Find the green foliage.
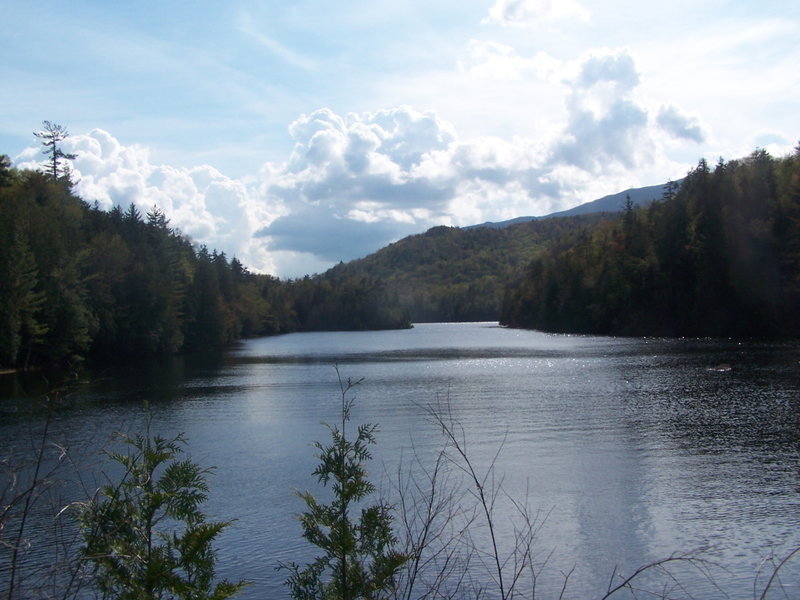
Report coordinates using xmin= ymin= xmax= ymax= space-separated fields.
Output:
xmin=79 ymin=431 xmax=246 ymax=600
xmin=0 ymin=170 xmax=92 ymax=367
xmin=283 ymin=369 xmax=407 ymax=600
xmin=0 ymin=228 xmax=47 ymax=367
xmin=285 ymin=275 xmax=410 ymax=332
xmin=15 ymin=134 xmax=798 ymax=367
xmin=501 ymin=146 xmax=800 ymax=337
xmin=0 ymin=153 xmax=410 ymax=369
xmin=0 ymin=154 xmax=14 ymax=187
xmin=328 ymin=215 xmax=612 ymax=323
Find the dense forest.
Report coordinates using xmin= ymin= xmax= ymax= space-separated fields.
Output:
xmin=0 ymin=156 xmax=408 ymax=370
xmin=327 ymin=213 xmax=614 ymax=322
xmin=501 ymin=147 xmax=800 ymax=337
xmin=4 ymin=131 xmax=799 ymax=370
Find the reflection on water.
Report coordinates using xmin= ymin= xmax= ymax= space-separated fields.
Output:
xmin=2 ymin=323 xmax=799 ymax=599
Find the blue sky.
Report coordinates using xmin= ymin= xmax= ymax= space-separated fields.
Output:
xmin=2 ymin=0 xmax=798 ymax=277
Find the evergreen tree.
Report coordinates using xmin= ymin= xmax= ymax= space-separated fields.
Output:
xmin=0 ymin=154 xmax=14 ymax=187
xmin=501 ymin=148 xmax=800 ymax=337
xmin=283 ymin=369 xmax=407 ymax=600
xmin=184 ymin=246 xmax=226 ymax=351
xmin=79 ymin=431 xmax=247 ymax=600
xmin=33 ymin=120 xmax=77 ymax=183
xmin=37 ymin=250 xmax=92 ymax=365
xmin=0 ymin=229 xmax=48 ymax=367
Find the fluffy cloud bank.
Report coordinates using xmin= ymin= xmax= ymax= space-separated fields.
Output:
xmin=255 ymin=105 xmax=566 ymax=268
xmin=14 ymin=49 xmax=705 ymax=277
xmin=254 ymin=50 xmax=703 ymax=271
xmin=16 ymin=128 xmax=282 ymax=274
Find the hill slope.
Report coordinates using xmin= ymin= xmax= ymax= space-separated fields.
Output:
xmin=327 ymin=213 xmax=611 ymax=322
xmin=326 ymin=181 xmax=673 ymax=322
xmin=502 ymin=150 xmax=800 ymax=337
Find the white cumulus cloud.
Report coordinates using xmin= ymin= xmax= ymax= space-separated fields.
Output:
xmin=12 ymin=48 xmax=705 ymax=279
xmin=254 ymin=105 xmax=570 ymax=268
xmin=15 ymin=128 xmax=281 ymax=274
xmin=552 ymin=49 xmax=656 ymax=173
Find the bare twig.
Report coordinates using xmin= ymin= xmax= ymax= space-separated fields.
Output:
xmin=756 ymin=546 xmax=800 ymax=600
xmin=599 ymin=550 xmax=720 ymax=600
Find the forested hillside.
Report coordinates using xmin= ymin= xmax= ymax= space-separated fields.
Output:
xmin=0 ymin=158 xmax=408 ymax=370
xmin=501 ymin=147 xmax=800 ymax=337
xmin=4 ymin=140 xmax=797 ymax=370
xmin=326 ymin=213 xmax=612 ymax=322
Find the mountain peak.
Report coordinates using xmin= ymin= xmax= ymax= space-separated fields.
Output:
xmin=467 ymin=181 xmax=676 ymax=230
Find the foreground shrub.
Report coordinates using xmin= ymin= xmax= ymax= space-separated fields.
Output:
xmin=282 ymin=367 xmax=407 ymax=600
xmin=78 ymin=430 xmax=246 ymax=600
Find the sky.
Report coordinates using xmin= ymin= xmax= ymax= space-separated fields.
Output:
xmin=2 ymin=0 xmax=798 ymax=278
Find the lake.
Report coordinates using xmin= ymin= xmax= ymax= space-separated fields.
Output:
xmin=2 ymin=322 xmax=799 ymax=598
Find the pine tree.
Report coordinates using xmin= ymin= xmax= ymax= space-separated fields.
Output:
xmin=33 ymin=121 xmax=77 ymax=183
xmin=0 ymin=229 xmax=48 ymax=367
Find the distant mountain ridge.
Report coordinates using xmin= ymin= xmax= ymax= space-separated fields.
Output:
xmin=468 ymin=181 xmax=675 ymax=229
xmin=326 ymin=179 xmax=680 ymax=323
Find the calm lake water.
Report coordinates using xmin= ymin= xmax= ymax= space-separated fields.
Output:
xmin=2 ymin=322 xmax=799 ymax=598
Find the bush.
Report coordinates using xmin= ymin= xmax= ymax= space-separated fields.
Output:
xmin=78 ymin=430 xmax=247 ymax=600
xmin=282 ymin=367 xmax=407 ymax=600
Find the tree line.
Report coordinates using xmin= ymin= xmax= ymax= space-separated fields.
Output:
xmin=4 ymin=127 xmax=798 ymax=371
xmin=0 ymin=156 xmax=409 ymax=370
xmin=501 ymin=146 xmax=800 ymax=336
xmin=329 ymin=214 xmax=613 ymax=323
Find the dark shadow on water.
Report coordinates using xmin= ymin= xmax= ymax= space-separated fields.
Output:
xmin=0 ymin=351 xmax=231 ymax=411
